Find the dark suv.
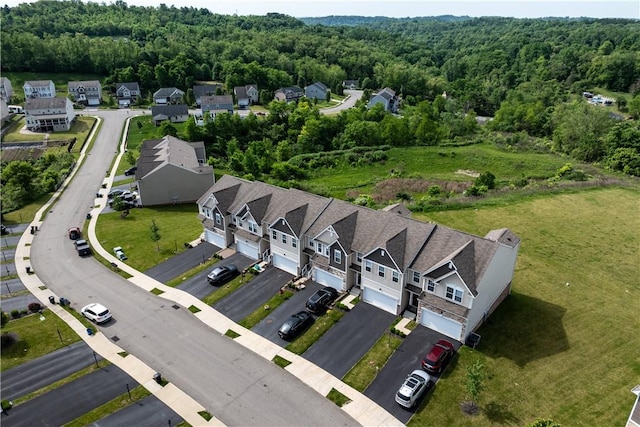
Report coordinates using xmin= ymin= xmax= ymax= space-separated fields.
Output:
xmin=207 ymin=264 xmax=239 ymax=285
xmin=305 ymin=287 xmax=339 ymax=314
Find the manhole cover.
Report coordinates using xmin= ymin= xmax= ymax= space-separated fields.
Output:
xmin=265 ymin=318 xmax=273 ymax=324
xmin=111 ymin=336 xmax=120 ymax=342
xmin=172 ymin=304 xmax=180 ymax=310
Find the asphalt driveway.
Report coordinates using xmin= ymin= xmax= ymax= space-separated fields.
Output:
xmin=176 ymin=253 xmax=252 ymax=299
xmin=214 ymin=265 xmax=293 ymax=322
xmin=92 ymin=395 xmax=182 ymax=427
xmin=251 ymin=281 xmax=323 ymax=346
xmin=364 ymin=325 xmax=461 ymax=423
xmin=3 ymin=365 xmax=138 ymax=427
xmin=303 ymin=301 xmax=396 ymax=378
xmin=1 ymin=341 xmax=101 ymax=400
xmin=144 ymin=241 xmax=219 ymax=283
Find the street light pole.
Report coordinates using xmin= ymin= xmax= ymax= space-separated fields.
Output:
xmin=126 ymin=383 xmax=131 ymax=400
xmin=93 ymin=351 xmax=99 ymax=368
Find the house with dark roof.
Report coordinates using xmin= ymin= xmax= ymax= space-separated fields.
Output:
xmin=368 ymin=87 xmax=399 ymax=113
xmin=201 ymin=95 xmax=234 ymax=118
xmin=234 ymin=84 xmax=259 ymax=109
xmin=25 ymin=97 xmax=76 ymax=132
xmin=68 ymin=80 xmax=102 ymax=106
xmin=342 ymin=79 xmax=359 ymax=90
xmin=197 ymin=175 xmax=520 ymax=342
xmin=134 ymin=135 xmax=214 ymax=206
xmin=115 ymin=82 xmax=141 ymax=107
xmin=151 ymin=104 xmax=189 ymax=126
xmin=274 ymin=86 xmax=304 ymax=103
xmin=304 ymin=82 xmax=330 ymax=101
xmin=153 ymin=87 xmax=185 ymax=105
xmin=23 ymin=80 xmax=56 ymax=99
xmin=193 ymin=84 xmax=223 ymax=107
xmin=628 ymin=385 xmax=640 ymax=427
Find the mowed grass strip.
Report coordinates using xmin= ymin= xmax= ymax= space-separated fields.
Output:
xmin=95 ymin=204 xmax=203 ymax=272
xmin=238 ymin=290 xmax=294 ymax=329
xmin=1 ymin=311 xmax=81 ymax=371
xmin=63 ymin=385 xmax=151 ymax=427
xmin=286 ymin=309 xmax=344 ymax=355
xmin=406 ymin=187 xmax=640 ymax=427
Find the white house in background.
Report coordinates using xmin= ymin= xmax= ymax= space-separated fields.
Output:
xmin=368 ymin=87 xmax=399 ymax=113
xmin=134 ymin=135 xmax=214 ymax=207
xmin=153 ymin=87 xmax=185 ymax=105
xmin=115 ymin=82 xmax=141 ymax=108
xmin=68 ymin=80 xmax=102 ymax=106
xmin=23 ymin=80 xmax=56 ymax=99
xmin=234 ymin=84 xmax=259 ymax=109
xmin=197 ymin=175 xmax=520 ymax=343
xmin=25 ymin=97 xmax=76 ymax=132
xmin=0 ymin=98 xmax=9 ymax=123
xmin=150 ymin=104 xmax=189 ymax=126
xmin=304 ymin=82 xmax=330 ymax=100
xmin=0 ymin=77 xmax=14 ymax=100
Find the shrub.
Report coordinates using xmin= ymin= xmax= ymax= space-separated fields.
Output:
xmin=1 ymin=332 xmax=19 ymax=347
xmin=1 ymin=400 xmax=12 ymax=411
xmin=28 ymin=302 xmax=42 ymax=312
xmin=10 ymin=309 xmax=20 ymax=319
xmin=0 ymin=311 xmax=7 ymax=327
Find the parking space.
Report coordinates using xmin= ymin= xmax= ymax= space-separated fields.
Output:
xmin=303 ymin=301 xmax=396 ymax=378
xmin=363 ymin=325 xmax=461 ymax=423
xmin=176 ymin=253 xmax=252 ymax=299
xmin=214 ymin=266 xmax=293 ymax=322
xmin=251 ymin=281 xmax=323 ymax=346
xmin=144 ymin=242 xmax=219 ymax=283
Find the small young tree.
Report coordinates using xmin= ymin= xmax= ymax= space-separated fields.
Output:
xmin=150 ymin=219 xmax=161 ymax=251
xmin=527 ymin=419 xmax=561 ymax=427
xmin=462 ymin=359 xmax=485 ymax=415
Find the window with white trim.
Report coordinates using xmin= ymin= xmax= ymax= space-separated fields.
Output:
xmin=214 ymin=212 xmax=221 ymax=224
xmin=272 ymin=230 xmax=277 ymax=240
xmin=282 ymin=234 xmax=287 ymax=244
xmin=309 ymin=240 xmax=314 ymax=249
xmin=248 ymin=222 xmax=257 ymax=233
xmin=334 ymin=249 xmax=341 ymax=264
xmin=316 ymin=242 xmax=323 ymax=255
xmin=413 ymin=271 xmax=420 ymax=283
xmin=392 ymin=270 xmax=399 ymax=283
xmin=445 ymin=286 xmax=464 ymax=303
xmin=427 ymin=279 xmax=436 ymax=292
xmin=365 ymin=259 xmax=372 ymax=272
xmin=356 ymin=252 xmax=362 ymax=263
xmin=378 ymin=265 xmax=385 ymax=277
xmin=292 ymin=238 xmax=297 ymax=248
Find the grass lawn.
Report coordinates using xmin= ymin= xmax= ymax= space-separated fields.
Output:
xmin=403 ymin=187 xmax=640 ymax=427
xmin=1 ymin=310 xmax=81 ymax=371
xmin=303 ymin=142 xmax=575 ymax=200
xmin=1 ymin=116 xmax=96 ymax=146
xmin=94 ymin=204 xmax=203 ymax=272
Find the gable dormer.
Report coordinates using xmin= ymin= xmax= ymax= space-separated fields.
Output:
xmin=423 ymin=240 xmax=477 ymax=299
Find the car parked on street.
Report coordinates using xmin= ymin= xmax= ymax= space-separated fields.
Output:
xmin=74 ymin=239 xmax=92 ymax=256
xmin=395 ymin=369 xmax=431 ymax=409
xmin=207 ymin=264 xmax=239 ymax=285
xmin=81 ymin=303 xmax=112 ymax=323
xmin=305 ymin=286 xmax=339 ymax=314
xmin=124 ymin=166 xmax=137 ymax=176
xmin=278 ymin=311 xmax=314 ymax=340
xmin=68 ymin=227 xmax=81 ymax=240
xmin=421 ymin=339 xmax=455 ymax=373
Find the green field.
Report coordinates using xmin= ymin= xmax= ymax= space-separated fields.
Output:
xmin=405 ymin=187 xmax=639 ymax=426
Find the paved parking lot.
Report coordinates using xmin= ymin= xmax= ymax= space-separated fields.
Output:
xmin=302 ymin=301 xmax=396 ymax=378
xmin=214 ymin=266 xmax=293 ymax=322
xmin=251 ymin=281 xmax=323 ymax=346
xmin=364 ymin=325 xmax=461 ymax=423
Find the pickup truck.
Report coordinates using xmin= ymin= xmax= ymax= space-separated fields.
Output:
xmin=74 ymin=239 xmax=92 ymax=256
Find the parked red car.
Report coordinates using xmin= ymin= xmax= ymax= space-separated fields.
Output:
xmin=421 ymin=339 xmax=455 ymax=373
xmin=68 ymin=227 xmax=81 ymax=240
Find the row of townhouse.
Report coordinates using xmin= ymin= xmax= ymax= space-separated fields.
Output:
xmin=197 ymin=175 xmax=520 ymax=343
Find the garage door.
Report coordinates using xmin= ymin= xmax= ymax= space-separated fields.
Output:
xmin=313 ymin=268 xmax=343 ymax=290
xmin=420 ymin=309 xmax=463 ymax=342
xmin=362 ymin=287 xmax=398 ymax=314
xmin=236 ymin=239 xmax=259 ymax=260
xmin=205 ymin=229 xmax=225 ymax=249
xmin=272 ymin=254 xmax=298 ymax=275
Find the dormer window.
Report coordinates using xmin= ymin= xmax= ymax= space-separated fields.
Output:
xmin=214 ymin=212 xmax=221 ymax=224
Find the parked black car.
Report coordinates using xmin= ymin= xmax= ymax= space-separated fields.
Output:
xmin=278 ymin=311 xmax=314 ymax=340
xmin=305 ymin=286 xmax=339 ymax=314
xmin=124 ymin=166 xmax=137 ymax=176
xmin=207 ymin=264 xmax=239 ymax=285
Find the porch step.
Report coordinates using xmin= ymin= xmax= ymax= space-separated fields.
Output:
xmin=349 ymin=287 xmax=361 ymax=297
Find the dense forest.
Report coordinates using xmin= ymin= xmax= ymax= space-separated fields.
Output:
xmin=1 ymin=1 xmax=639 ymax=212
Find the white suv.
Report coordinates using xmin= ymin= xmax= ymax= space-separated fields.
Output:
xmin=395 ymin=369 xmax=431 ymax=409
xmin=81 ymin=303 xmax=112 ymax=324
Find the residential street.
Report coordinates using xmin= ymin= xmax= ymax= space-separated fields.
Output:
xmin=27 ymin=109 xmax=359 ymax=426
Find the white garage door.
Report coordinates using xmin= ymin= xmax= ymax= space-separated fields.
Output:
xmin=362 ymin=287 xmax=398 ymax=314
xmin=313 ymin=268 xmax=343 ymax=290
xmin=205 ymin=229 xmax=225 ymax=249
xmin=88 ymin=98 xmax=100 ymax=106
xmin=420 ymin=309 xmax=463 ymax=342
xmin=236 ymin=239 xmax=259 ymax=259
xmin=272 ymin=254 xmax=298 ymax=275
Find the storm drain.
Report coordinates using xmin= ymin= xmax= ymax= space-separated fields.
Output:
xmin=172 ymin=304 xmax=180 ymax=309
xmin=111 ymin=336 xmax=120 ymax=342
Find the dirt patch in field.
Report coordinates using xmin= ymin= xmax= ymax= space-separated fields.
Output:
xmin=456 ymin=169 xmax=480 ymax=178
xmin=347 ymin=178 xmax=471 ymax=203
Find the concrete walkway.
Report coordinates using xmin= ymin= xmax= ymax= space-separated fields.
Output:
xmin=13 ymin=116 xmax=403 ymax=427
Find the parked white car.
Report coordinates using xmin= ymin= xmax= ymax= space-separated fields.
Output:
xmin=395 ymin=369 xmax=431 ymax=409
xmin=81 ymin=303 xmax=112 ymax=324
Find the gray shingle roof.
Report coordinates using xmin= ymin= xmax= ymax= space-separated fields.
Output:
xmin=136 ymin=135 xmax=206 ymax=179
xmin=25 ymin=97 xmax=68 ymax=109
xmin=151 ymin=104 xmax=188 ymax=118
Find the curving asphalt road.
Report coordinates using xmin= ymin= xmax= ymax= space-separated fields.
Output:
xmin=321 ymin=90 xmax=364 ymax=115
xmin=29 ymin=110 xmax=358 ymax=426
